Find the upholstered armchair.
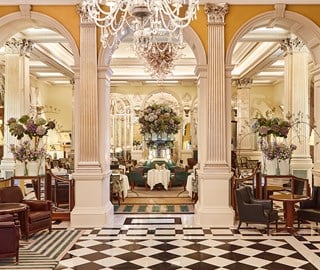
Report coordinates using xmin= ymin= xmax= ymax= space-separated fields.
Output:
xmin=0 ymin=186 xmax=52 ymax=240
xmin=0 ymin=214 xmax=20 ymax=263
xmin=235 ymin=186 xmax=278 ymax=235
xmin=128 ymin=169 xmax=147 ymax=190
xmin=170 ymin=168 xmax=188 ymax=190
xmin=0 ymin=221 xmax=20 ymax=263
xmin=297 ymin=186 xmax=320 ymax=228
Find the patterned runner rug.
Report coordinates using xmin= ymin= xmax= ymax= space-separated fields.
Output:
xmin=114 ymin=203 xmax=194 ymax=214
xmin=0 ymin=229 xmax=82 ymax=269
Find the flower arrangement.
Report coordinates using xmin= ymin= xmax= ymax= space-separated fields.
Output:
xmin=252 ymin=110 xmax=292 ymax=138
xmin=10 ymin=141 xmax=46 ymax=162
xmin=7 ymin=114 xmax=55 ymax=140
xmin=261 ymin=140 xmax=297 ymax=161
xmin=138 ymin=104 xmax=181 ymax=135
xmin=7 ymin=114 xmax=56 ymax=164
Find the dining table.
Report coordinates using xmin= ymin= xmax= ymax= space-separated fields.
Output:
xmin=147 ymin=169 xmax=171 ymax=190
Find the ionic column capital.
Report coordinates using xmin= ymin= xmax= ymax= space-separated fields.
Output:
xmin=205 ymin=3 xmax=229 ymax=25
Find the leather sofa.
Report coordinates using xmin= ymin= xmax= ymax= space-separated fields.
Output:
xmin=0 ymin=186 xmax=52 ymax=240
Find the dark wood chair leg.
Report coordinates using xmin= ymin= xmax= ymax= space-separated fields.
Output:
xmin=237 ymin=221 xmax=242 ymax=231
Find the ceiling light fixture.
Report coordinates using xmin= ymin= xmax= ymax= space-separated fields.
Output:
xmin=139 ymin=42 xmax=181 ymax=80
xmin=80 ymin=0 xmax=199 ymax=48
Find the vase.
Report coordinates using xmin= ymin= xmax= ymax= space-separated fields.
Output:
xmin=15 ymin=161 xmax=27 ymax=176
xmin=27 ymin=161 xmax=40 ymax=176
xmin=151 ymin=132 xmax=157 ymax=141
xmin=279 ymin=159 xmax=290 ymax=175
xmin=265 ymin=158 xmax=277 ymax=175
xmin=275 ymin=160 xmax=280 ymax=175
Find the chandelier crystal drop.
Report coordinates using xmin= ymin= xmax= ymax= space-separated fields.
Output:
xmin=140 ymin=42 xmax=181 ymax=81
xmin=80 ymin=0 xmax=199 ymax=48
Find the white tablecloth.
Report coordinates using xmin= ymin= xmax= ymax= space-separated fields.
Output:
xmin=112 ymin=174 xmax=130 ymax=198
xmin=186 ymin=174 xmax=194 ymax=198
xmin=121 ymin=174 xmax=130 ymax=198
xmin=147 ymin=169 xmax=171 ymax=190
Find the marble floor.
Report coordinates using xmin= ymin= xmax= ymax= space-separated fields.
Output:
xmin=54 ymin=214 xmax=320 ymax=270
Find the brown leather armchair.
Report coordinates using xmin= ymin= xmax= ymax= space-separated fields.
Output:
xmin=0 ymin=215 xmax=20 ymax=263
xmin=0 ymin=186 xmax=52 ymax=240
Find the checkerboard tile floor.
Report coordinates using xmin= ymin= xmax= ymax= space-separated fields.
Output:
xmin=55 ymin=216 xmax=320 ymax=270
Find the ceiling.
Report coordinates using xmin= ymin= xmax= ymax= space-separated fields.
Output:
xmin=0 ymin=26 xmax=307 ymax=87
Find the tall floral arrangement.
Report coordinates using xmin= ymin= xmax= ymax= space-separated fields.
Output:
xmin=7 ymin=114 xmax=56 ymax=163
xmin=138 ymin=104 xmax=181 ymax=135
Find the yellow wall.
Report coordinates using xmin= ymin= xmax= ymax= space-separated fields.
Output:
xmin=32 ymin=6 xmax=80 ymax=49
xmin=39 ymin=83 xmax=73 ymax=132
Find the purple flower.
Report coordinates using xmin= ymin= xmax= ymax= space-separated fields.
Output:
xmin=258 ymin=126 xmax=269 ymax=136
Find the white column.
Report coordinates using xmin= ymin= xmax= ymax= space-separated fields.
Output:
xmin=71 ymin=10 xmax=112 ymax=227
xmin=194 ymin=3 xmax=234 ymax=227
xmin=235 ymin=78 xmax=253 ymax=150
xmin=311 ymin=66 xmax=320 ymax=185
xmin=0 ymin=38 xmax=32 ymax=178
xmin=282 ymin=37 xmax=313 ymax=182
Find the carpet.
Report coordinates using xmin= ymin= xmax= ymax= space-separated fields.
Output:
xmin=115 ymin=186 xmax=194 ymax=214
xmin=114 ymin=203 xmax=194 ymax=214
xmin=128 ymin=186 xmax=190 ymax=198
xmin=0 ymin=229 xmax=82 ymax=270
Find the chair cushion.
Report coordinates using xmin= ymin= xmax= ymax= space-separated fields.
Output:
xmin=28 ymin=211 xmax=51 ymax=223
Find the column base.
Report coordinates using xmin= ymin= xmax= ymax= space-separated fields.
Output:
xmin=194 ymin=204 xmax=235 ymax=227
xmin=70 ymin=171 xmax=112 ymax=227
xmin=194 ymin=167 xmax=235 ymax=227
xmin=70 ymin=203 xmax=114 ymax=227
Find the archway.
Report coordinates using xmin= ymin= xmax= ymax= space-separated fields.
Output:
xmin=98 ymin=24 xmax=206 ymax=212
xmin=0 ymin=6 xmax=79 ymax=217
xmin=226 ymin=5 xmax=320 ymax=183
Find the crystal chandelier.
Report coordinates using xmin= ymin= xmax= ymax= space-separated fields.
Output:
xmin=80 ymin=0 xmax=199 ymax=48
xmin=138 ymin=41 xmax=181 ymax=81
